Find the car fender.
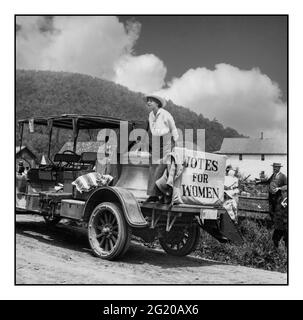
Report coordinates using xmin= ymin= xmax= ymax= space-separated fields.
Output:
xmin=82 ymin=186 xmax=148 ymax=228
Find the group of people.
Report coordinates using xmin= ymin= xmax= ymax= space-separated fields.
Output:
xmin=224 ymin=162 xmax=288 ymax=249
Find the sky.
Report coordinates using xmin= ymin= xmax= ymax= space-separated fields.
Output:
xmin=16 ymin=15 xmax=287 ymax=140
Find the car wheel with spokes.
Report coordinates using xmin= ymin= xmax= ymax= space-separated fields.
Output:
xmin=159 ymin=223 xmax=201 ymax=256
xmin=88 ymin=202 xmax=131 ymax=260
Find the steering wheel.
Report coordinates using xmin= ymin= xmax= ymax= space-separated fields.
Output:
xmin=62 ymin=149 xmax=79 ymax=168
xmin=62 ymin=149 xmax=78 ymax=155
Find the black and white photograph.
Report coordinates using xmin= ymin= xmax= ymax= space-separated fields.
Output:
xmin=14 ymin=15 xmax=289 ymax=287
xmin=1 ymin=0 xmax=302 ymax=304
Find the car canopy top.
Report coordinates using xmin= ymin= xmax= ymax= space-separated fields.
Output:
xmin=18 ymin=114 xmax=146 ymax=156
xmin=17 ymin=114 xmax=140 ymax=130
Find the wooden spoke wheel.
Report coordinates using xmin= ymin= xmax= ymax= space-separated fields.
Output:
xmin=88 ymin=202 xmax=131 ymax=260
xmin=159 ymin=224 xmax=201 ymax=257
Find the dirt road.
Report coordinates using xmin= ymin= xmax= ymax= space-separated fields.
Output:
xmin=16 ymin=214 xmax=287 ymax=285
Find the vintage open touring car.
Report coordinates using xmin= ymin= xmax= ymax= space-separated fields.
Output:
xmin=16 ymin=114 xmax=243 ymax=260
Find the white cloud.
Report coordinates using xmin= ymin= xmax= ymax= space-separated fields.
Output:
xmin=16 ymin=16 xmax=54 ymax=70
xmin=156 ymin=63 xmax=287 ymax=140
xmin=113 ymin=54 xmax=167 ymax=93
xmin=16 ymin=16 xmax=141 ymax=80
xmin=16 ymin=16 xmax=166 ymax=92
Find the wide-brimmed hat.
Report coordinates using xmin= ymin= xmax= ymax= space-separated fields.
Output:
xmin=146 ymin=94 xmax=167 ymax=108
xmin=271 ymin=162 xmax=283 ymax=167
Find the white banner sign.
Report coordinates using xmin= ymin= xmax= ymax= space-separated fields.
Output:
xmin=173 ymin=148 xmax=226 ymax=205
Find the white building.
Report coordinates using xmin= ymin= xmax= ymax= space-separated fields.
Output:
xmin=216 ymin=136 xmax=287 ymax=179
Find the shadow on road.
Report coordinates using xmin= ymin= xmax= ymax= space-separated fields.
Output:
xmin=16 ymin=219 xmax=91 ymax=254
xmin=122 ymin=244 xmax=224 ymax=269
xmin=16 ymin=215 xmax=224 ymax=269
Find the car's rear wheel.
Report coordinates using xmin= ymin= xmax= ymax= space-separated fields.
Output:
xmin=159 ymin=223 xmax=201 ymax=256
xmin=88 ymin=202 xmax=131 ymax=260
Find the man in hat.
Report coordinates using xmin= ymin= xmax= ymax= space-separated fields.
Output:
xmin=257 ymin=162 xmax=287 ymax=247
xmin=145 ymin=94 xmax=179 ymax=202
xmin=258 ymin=163 xmax=287 ymax=213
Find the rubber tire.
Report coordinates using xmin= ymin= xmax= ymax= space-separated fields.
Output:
xmin=159 ymin=224 xmax=201 ymax=257
xmin=88 ymin=202 xmax=131 ymax=260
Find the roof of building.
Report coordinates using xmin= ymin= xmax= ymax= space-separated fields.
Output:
xmin=16 ymin=146 xmax=26 ymax=154
xmin=16 ymin=145 xmax=37 ymax=158
xmin=216 ymin=138 xmax=287 ymax=155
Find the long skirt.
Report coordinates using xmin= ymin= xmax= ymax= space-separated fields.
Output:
xmin=147 ymin=133 xmax=174 ymax=196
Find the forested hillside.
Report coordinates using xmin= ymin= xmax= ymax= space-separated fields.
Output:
xmin=16 ymin=70 xmax=244 ymax=160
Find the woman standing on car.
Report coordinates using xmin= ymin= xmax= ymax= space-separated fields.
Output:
xmin=145 ymin=94 xmax=179 ymax=202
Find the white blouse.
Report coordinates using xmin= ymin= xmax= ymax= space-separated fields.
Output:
xmin=148 ymin=108 xmax=179 ymax=141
